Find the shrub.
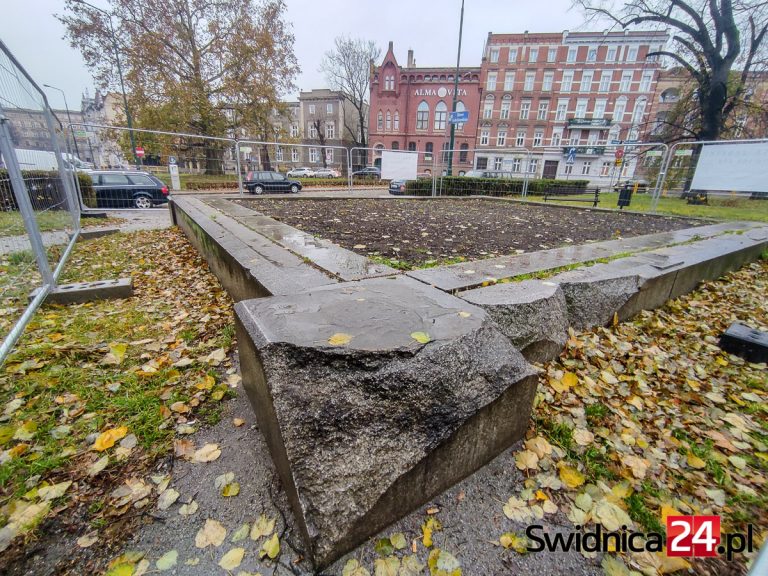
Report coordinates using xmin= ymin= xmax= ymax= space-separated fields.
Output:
xmin=0 ymin=169 xmax=91 ymax=211
xmin=404 ymin=176 xmax=589 ymax=196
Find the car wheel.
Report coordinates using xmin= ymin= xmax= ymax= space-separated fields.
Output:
xmin=290 ymin=184 xmax=299 ymax=193
xmin=254 ymin=185 xmax=264 ymax=195
xmin=134 ymin=195 xmax=153 ymax=209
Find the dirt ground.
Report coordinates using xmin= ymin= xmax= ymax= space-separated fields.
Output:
xmin=240 ymin=198 xmax=704 ymax=267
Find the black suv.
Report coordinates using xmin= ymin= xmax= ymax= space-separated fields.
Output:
xmin=244 ymin=171 xmax=302 ymax=194
xmin=90 ymin=170 xmax=169 ymax=209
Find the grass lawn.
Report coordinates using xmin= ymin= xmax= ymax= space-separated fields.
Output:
xmin=0 ymin=212 xmax=125 ymax=238
xmin=530 ymin=191 xmax=768 ymax=222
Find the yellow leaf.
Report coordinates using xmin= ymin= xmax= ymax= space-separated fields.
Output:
xmin=687 ymin=453 xmax=707 ymax=469
xmin=390 ymin=532 xmax=406 ymax=550
xmin=561 ymin=372 xmax=578 ymax=388
xmin=422 ymin=516 xmax=442 ymax=547
xmin=218 ymin=547 xmax=245 ymax=570
xmin=192 ymin=443 xmax=221 ymax=463
xmin=221 ymin=482 xmax=240 ymax=497
xmin=156 ymin=549 xmax=178 ymax=571
xmin=250 ymin=514 xmax=275 ymax=540
xmin=374 ymin=556 xmax=400 ymax=576
xmin=259 ymin=532 xmax=280 ymax=559
xmin=514 ymin=449 xmax=539 ymax=471
xmin=558 ymin=464 xmax=585 ymax=489
xmin=524 ymin=436 xmax=552 ymax=458
xmin=499 ymin=532 xmax=528 ymax=553
xmin=93 ymin=426 xmax=128 ymax=451
xmin=343 ymin=559 xmax=371 ymax=576
xmin=660 ymin=504 xmax=684 ymax=525
xmin=427 ymin=547 xmax=461 ymax=576
xmin=410 ymin=331 xmax=431 ymax=344
xmin=658 ymin=553 xmax=692 ymax=573
xmin=195 ymin=519 xmax=227 ymax=548
xmin=328 ymin=333 xmax=352 ymax=346
xmin=595 ymin=500 xmax=633 ymax=531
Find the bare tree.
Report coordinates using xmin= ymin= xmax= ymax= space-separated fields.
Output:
xmin=576 ymin=0 xmax=768 ymax=140
xmin=312 ymin=119 xmax=328 ymax=167
xmin=321 ymin=37 xmax=380 ymax=147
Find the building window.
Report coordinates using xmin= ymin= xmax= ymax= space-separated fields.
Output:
xmin=408 ymin=142 xmax=416 ymax=151
xmin=632 ymin=97 xmax=647 ymax=124
xmin=494 ymin=156 xmax=503 ymax=170
xmin=529 ymin=47 xmax=538 ymax=62
xmin=385 ymin=75 xmax=395 ymax=90
xmin=524 ymin=71 xmax=535 ymax=91
xmin=512 ymin=158 xmax=521 ymax=172
xmin=326 ymin=103 xmax=333 ymax=114
xmin=490 ymin=47 xmax=500 ymax=63
xmin=497 ymin=130 xmax=507 ymax=146
xmin=587 ymin=48 xmax=597 ymax=62
xmin=627 ymin=46 xmax=638 ymax=62
xmin=309 ymin=122 xmax=318 ymax=138
xmin=580 ymin=70 xmax=593 ymax=92
xmin=533 ymin=130 xmax=544 ymax=147
xmin=537 ymin=101 xmax=549 ymax=120
xmin=569 ymin=129 xmax=580 ymax=145
xmin=528 ymin=158 xmax=539 ymax=174
xmin=394 ymin=111 xmax=400 ymax=130
xmin=476 ymin=156 xmax=488 ymax=169
xmin=309 ymin=104 xmax=316 ymax=114
xmin=542 ymin=71 xmax=554 ymax=91
xmin=483 ymin=96 xmax=494 ymax=119
xmin=547 ymin=47 xmax=557 ymax=62
xmin=551 ymin=129 xmax=562 ymax=146
xmin=276 ymin=147 xmax=283 ymax=161
xmin=326 ymin=148 xmax=334 ymax=162
xmin=386 ymin=111 xmax=392 ymax=131
xmin=504 ymin=71 xmax=515 ymax=91
xmin=480 ymin=130 xmax=490 ymax=145
xmin=309 ymin=148 xmax=318 ymax=163
xmin=599 ymin=71 xmax=612 ymax=92
xmin=601 ymin=161 xmax=611 ymax=176
xmin=614 ymin=97 xmax=627 ymax=121
xmin=516 ymin=129 xmax=526 ymax=146
xmin=487 ymin=71 xmax=497 ymax=91
xmin=594 ymin=99 xmax=607 ymax=118
xmin=581 ymin=161 xmax=592 ymax=175
xmin=325 ymin=122 xmax=335 ymax=139
xmin=520 ymin=100 xmax=530 ymax=120
xmin=606 ymin=46 xmax=617 ymax=62
xmin=640 ymin=72 xmax=653 ymax=92
xmin=500 ymin=98 xmax=511 ymax=119
xmin=377 ymin=111 xmax=383 ymax=131
xmin=508 ymin=47 xmax=518 ymax=63
xmin=562 ymin=71 xmax=573 ymax=92
xmin=587 ymin=131 xmax=599 ymax=145
xmin=556 ymin=100 xmax=568 ymax=120
xmin=434 ymin=101 xmax=447 ymax=130
xmin=454 ymin=101 xmax=465 ymax=130
xmin=392 ymin=142 xmax=399 ymax=150
xmin=459 ymin=143 xmax=468 ymax=162
xmin=291 ymin=148 xmax=299 ymax=162
xmin=425 ymin=142 xmax=434 ymax=156
xmin=620 ymin=72 xmax=632 ymax=92
xmin=575 ymin=99 xmax=588 ymax=118
xmin=441 ymin=142 xmax=450 ymax=162
xmin=290 ymin=123 xmax=299 ymax=137
xmin=416 ymin=101 xmax=429 ymax=130
xmin=567 ymin=47 xmax=577 ymax=63
xmin=564 ymin=164 xmax=573 ymax=175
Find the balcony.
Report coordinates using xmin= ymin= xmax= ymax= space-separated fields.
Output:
xmin=567 ymin=117 xmax=612 ymax=128
xmin=561 ymin=146 xmax=606 ymax=156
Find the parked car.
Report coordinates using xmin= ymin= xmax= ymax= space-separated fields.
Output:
xmin=314 ymin=168 xmax=340 ymax=178
xmin=90 ymin=170 xmax=168 ymax=209
xmin=612 ymin=179 xmax=649 ymax=193
xmin=352 ymin=166 xmax=381 ymax=179
xmin=244 ymin=171 xmax=302 ymax=194
xmin=389 ymin=179 xmax=408 ymax=195
xmin=287 ymin=167 xmax=315 ymax=177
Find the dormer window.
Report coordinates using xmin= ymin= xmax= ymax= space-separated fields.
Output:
xmin=385 ymin=75 xmax=395 ymax=90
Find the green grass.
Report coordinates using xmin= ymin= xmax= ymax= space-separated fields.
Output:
xmin=0 ymin=212 xmax=124 ymax=238
xmin=531 ymin=191 xmax=768 ymax=222
xmin=625 ymin=493 xmax=665 ymax=534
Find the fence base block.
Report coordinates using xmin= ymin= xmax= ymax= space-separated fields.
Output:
xmin=29 ymin=278 xmax=133 ymax=305
xmin=78 ymin=227 xmax=120 ymax=241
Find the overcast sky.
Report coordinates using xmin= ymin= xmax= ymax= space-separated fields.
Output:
xmin=0 ymin=0 xmax=592 ymax=111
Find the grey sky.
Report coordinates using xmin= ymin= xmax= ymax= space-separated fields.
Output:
xmin=0 ymin=0 xmax=590 ymax=111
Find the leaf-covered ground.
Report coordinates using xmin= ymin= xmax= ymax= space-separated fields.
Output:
xmin=0 ymin=228 xmax=235 ymax=573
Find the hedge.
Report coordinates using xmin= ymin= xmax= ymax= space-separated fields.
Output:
xmin=404 ymin=176 xmax=590 ymax=196
xmin=184 ymin=176 xmax=386 ymax=190
xmin=0 ymin=169 xmax=93 ymax=211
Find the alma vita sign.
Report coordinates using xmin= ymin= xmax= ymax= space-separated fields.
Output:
xmin=413 ymin=87 xmax=468 ymax=97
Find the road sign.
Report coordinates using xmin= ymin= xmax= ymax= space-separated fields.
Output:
xmin=624 ymin=139 xmax=640 ymax=144
xmin=169 ymin=164 xmax=181 ymax=190
xmin=135 ymin=146 xmax=145 ymax=158
xmin=168 ymin=155 xmax=177 ymax=165
xmin=449 ymin=110 xmax=469 ymax=124
xmin=566 ymin=147 xmax=577 ymax=164
xmin=615 ymin=158 xmax=624 ymax=166
xmin=610 ymin=139 xmax=623 ymax=145
xmin=615 ymin=148 xmax=625 ymax=159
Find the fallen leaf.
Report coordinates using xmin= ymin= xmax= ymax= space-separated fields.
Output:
xmin=218 ymin=547 xmax=245 ymax=570
xmin=259 ymin=532 xmax=280 ymax=559
xmin=93 ymin=426 xmax=128 ymax=451
xmin=157 ymin=489 xmax=179 ymax=510
xmin=410 ymin=331 xmax=431 ymax=344
xmin=250 ymin=514 xmax=275 ymax=540
xmin=343 ymin=559 xmax=371 ymax=576
xmin=77 ymin=532 xmax=98 ymax=548
xmin=195 ymin=519 xmax=227 ymax=548
xmin=155 ymin=550 xmax=177 ymax=571
xmin=515 ymin=449 xmax=539 ymax=471
xmin=374 ymin=556 xmax=399 ymax=576
xmin=427 ymin=547 xmax=461 ymax=576
xmin=233 ymin=418 xmax=245 ymax=427
xmin=558 ymin=464 xmax=586 ymax=489
xmin=179 ymin=501 xmax=198 ymax=516
xmin=328 ymin=333 xmax=353 ymax=346
xmin=192 ymin=443 xmax=221 ymax=463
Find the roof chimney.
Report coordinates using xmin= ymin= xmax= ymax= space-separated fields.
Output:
xmin=407 ymin=49 xmax=414 ymax=68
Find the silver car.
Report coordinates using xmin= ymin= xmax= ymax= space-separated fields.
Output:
xmin=287 ymin=167 xmax=315 ymax=177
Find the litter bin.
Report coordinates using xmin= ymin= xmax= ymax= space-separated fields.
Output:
xmin=617 ymin=184 xmax=633 ymax=209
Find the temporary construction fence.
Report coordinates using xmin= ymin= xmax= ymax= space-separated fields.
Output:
xmin=0 ymin=39 xmax=81 ymax=364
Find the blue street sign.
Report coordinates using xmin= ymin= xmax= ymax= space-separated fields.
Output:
xmin=610 ymin=139 xmax=623 ymax=145
xmin=449 ymin=110 xmax=469 ymax=124
xmin=168 ymin=155 xmax=177 ymax=165
xmin=566 ymin=147 xmax=577 ymax=164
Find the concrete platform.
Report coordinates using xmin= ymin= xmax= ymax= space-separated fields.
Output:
xmin=30 ymin=277 xmax=133 ymax=305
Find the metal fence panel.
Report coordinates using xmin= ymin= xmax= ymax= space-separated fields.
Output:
xmin=0 ymin=39 xmax=80 ymax=363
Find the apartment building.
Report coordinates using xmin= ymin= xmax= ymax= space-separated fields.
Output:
xmin=368 ymin=42 xmax=482 ymax=173
xmin=477 ymin=29 xmax=669 ymax=183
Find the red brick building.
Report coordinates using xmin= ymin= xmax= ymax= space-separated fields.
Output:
xmin=477 ymin=30 xmax=669 ymax=183
xmin=368 ymin=42 xmax=482 ymax=173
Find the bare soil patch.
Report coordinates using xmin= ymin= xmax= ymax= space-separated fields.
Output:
xmin=239 ymin=198 xmax=704 ymax=268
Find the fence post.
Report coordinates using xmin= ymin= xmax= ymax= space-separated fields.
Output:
xmin=0 ymin=109 xmax=55 ymax=286
xmin=42 ymin=108 xmax=81 ymax=227
xmin=234 ymin=139 xmax=243 ymax=195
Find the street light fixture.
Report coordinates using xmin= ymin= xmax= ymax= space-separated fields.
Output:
xmin=72 ymin=0 xmax=139 ymax=166
xmin=43 ymin=83 xmax=81 ymax=159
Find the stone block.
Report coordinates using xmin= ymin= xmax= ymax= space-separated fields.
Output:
xmin=234 ymin=275 xmax=538 ymax=568
xmin=461 ymin=279 xmax=568 ymax=363
xmin=30 ymin=277 xmax=133 ymax=305
xmin=78 ymin=227 xmax=120 ymax=240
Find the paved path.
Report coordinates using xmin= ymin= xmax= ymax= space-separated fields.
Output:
xmin=0 ymin=208 xmax=171 ymax=255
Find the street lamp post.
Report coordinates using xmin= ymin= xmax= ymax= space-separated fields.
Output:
xmin=446 ymin=0 xmax=465 ymax=176
xmin=43 ymin=83 xmax=81 ymax=159
xmin=73 ymin=0 xmax=139 ymax=166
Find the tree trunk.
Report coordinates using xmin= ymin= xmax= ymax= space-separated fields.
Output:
xmin=260 ymin=145 xmax=272 ymax=172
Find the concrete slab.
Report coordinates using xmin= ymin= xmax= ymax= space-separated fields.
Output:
xmin=30 ymin=277 xmax=133 ymax=305
xmin=234 ymin=275 xmax=538 ymax=568
xmin=78 ymin=227 xmax=120 ymax=240
xmin=407 ymin=222 xmax=761 ymax=293
xmin=205 ymin=198 xmax=397 ymax=281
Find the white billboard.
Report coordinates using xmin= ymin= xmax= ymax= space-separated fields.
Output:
xmin=690 ymin=142 xmax=768 ymax=193
xmin=381 ymin=150 xmax=418 ymax=180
